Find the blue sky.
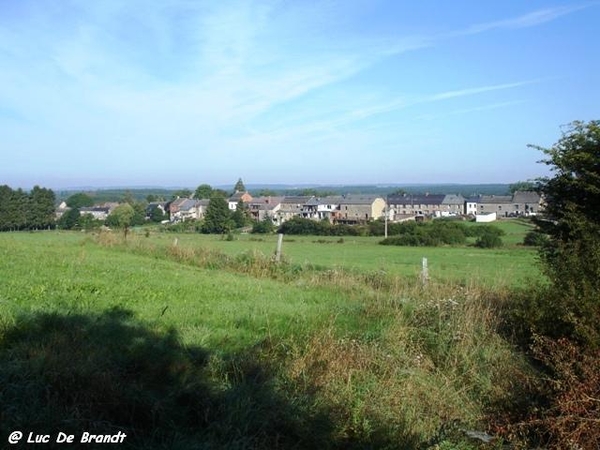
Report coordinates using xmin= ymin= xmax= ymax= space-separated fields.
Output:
xmin=1 ymin=0 xmax=598 ymax=189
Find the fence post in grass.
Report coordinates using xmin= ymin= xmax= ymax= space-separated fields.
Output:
xmin=275 ymin=233 xmax=284 ymax=263
xmin=421 ymin=257 xmax=429 ymax=285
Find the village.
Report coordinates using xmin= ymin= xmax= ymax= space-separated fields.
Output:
xmin=55 ymin=189 xmax=543 ymax=227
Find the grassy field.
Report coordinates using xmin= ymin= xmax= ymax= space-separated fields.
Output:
xmin=145 ymin=218 xmax=541 ymax=287
xmin=0 ymin=228 xmax=541 ymax=449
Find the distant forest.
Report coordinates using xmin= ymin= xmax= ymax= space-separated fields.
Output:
xmin=55 ymin=183 xmax=515 ymax=203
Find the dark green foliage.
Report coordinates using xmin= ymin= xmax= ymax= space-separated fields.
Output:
xmin=57 ymin=207 xmax=80 ymax=230
xmin=277 ymin=217 xmax=368 ymax=236
xmin=194 ymin=183 xmax=213 ymax=199
xmin=78 ymin=213 xmax=104 ymax=231
xmin=231 ymin=200 xmax=250 ymax=228
xmin=130 ymin=201 xmax=147 ymax=226
xmin=278 ymin=217 xmax=331 ymax=235
xmin=474 ymin=232 xmax=503 ymax=248
xmin=252 ymin=217 xmax=275 ymax=234
xmin=379 ymin=220 xmax=469 ymax=247
xmin=148 ymin=205 xmax=167 ymax=223
xmin=523 ymin=230 xmax=549 ymax=247
xmin=233 ymin=178 xmax=246 ymax=193
xmin=27 ymin=186 xmax=56 ymax=229
xmin=202 ymin=194 xmax=233 ymax=234
xmin=509 ymin=181 xmax=537 ymax=194
xmin=65 ymin=192 xmax=94 ymax=208
xmin=172 ymin=188 xmax=192 ymax=199
xmin=525 ymin=121 xmax=600 ymax=348
xmin=0 ymin=185 xmax=55 ymax=231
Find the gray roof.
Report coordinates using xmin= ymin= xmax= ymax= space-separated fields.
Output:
xmin=442 ymin=194 xmax=465 ymax=205
xmin=512 ymin=191 xmax=541 ymax=204
xmin=479 ymin=195 xmax=513 ymax=204
xmin=281 ymin=196 xmax=313 ymax=205
xmin=248 ymin=196 xmax=284 ymax=210
xmin=337 ymin=195 xmax=383 ymax=205
xmin=388 ymin=194 xmax=446 ymax=206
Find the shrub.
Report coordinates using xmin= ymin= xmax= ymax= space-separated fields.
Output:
xmin=475 ymin=232 xmax=503 ymax=248
xmin=523 ymin=230 xmax=548 ymax=247
xmin=509 ymin=336 xmax=600 ymax=449
xmin=252 ymin=217 xmax=275 ymax=234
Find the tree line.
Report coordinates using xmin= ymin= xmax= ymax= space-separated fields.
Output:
xmin=0 ymin=185 xmax=56 ymax=231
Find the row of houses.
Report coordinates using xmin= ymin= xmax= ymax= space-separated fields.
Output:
xmin=389 ymin=191 xmax=542 ymax=219
xmin=55 ymin=202 xmax=120 ymax=220
xmin=55 ymin=190 xmax=542 ymax=225
xmin=164 ymin=190 xmax=543 ymax=225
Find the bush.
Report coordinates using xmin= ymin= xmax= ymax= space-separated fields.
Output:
xmin=508 ymin=337 xmax=600 ymax=449
xmin=379 ymin=220 xmax=469 ymax=247
xmin=523 ymin=230 xmax=549 ymax=247
xmin=252 ymin=217 xmax=275 ymax=234
xmin=474 ymin=232 xmax=503 ymax=248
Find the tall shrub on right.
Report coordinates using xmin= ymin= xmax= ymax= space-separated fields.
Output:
xmin=531 ymin=120 xmax=600 ymax=347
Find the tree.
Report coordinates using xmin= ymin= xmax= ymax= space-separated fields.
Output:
xmin=130 ymin=201 xmax=147 ymax=226
xmin=148 ymin=205 xmax=167 ymax=223
xmin=66 ymin=193 xmax=94 ymax=209
xmin=57 ymin=207 xmax=80 ymax=230
xmin=202 ymin=194 xmax=232 ymax=234
xmin=508 ymin=181 xmax=537 ymax=194
xmin=194 ymin=184 xmax=213 ymax=199
xmin=256 ymin=188 xmax=278 ymax=197
xmin=231 ymin=200 xmax=250 ymax=228
xmin=252 ymin=217 xmax=274 ymax=234
xmin=27 ymin=186 xmax=56 ymax=230
xmin=172 ymin=189 xmax=192 ymax=199
xmin=106 ymin=204 xmax=135 ymax=237
xmin=78 ymin=213 xmax=102 ymax=231
xmin=530 ymin=120 xmax=600 ymax=346
xmin=233 ymin=178 xmax=245 ymax=194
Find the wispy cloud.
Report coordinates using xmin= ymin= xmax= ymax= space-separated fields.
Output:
xmin=416 ymin=100 xmax=526 ymax=121
xmin=457 ymin=3 xmax=596 ymax=35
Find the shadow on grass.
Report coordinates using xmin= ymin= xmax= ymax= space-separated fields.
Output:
xmin=0 ymin=307 xmax=342 ymax=449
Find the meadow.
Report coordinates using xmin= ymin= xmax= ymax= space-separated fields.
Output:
xmin=150 ymin=218 xmax=541 ymax=287
xmin=0 ymin=222 xmax=543 ymax=449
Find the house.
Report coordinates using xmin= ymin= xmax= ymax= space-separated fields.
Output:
xmin=277 ymin=196 xmax=313 ymax=224
xmin=440 ymin=194 xmax=466 ymax=217
xmin=511 ymin=191 xmax=542 ymax=216
xmin=477 ymin=195 xmax=513 ymax=217
xmin=387 ymin=193 xmax=446 ymax=218
xmin=301 ymin=196 xmax=342 ymax=223
xmin=55 ymin=201 xmax=70 ymax=219
xmin=228 ymin=191 xmax=253 ymax=210
xmin=79 ymin=206 xmax=112 ymax=221
xmin=464 ymin=196 xmax=480 ymax=216
xmin=248 ymin=196 xmax=284 ymax=223
xmin=336 ymin=195 xmax=386 ymax=224
xmin=169 ymin=198 xmax=209 ymax=222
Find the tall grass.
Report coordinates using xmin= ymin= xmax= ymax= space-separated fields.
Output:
xmin=0 ymin=231 xmax=540 ymax=448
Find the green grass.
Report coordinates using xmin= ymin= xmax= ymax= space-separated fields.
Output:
xmin=146 ymin=218 xmax=541 ymax=287
xmin=0 ymin=232 xmax=354 ymax=352
xmin=0 ymin=230 xmax=540 ymax=449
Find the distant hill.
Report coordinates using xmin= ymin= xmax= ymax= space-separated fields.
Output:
xmin=56 ymin=183 xmax=512 ymax=203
